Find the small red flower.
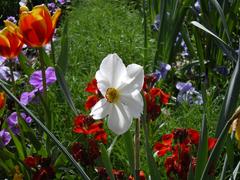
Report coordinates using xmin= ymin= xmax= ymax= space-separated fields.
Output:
xmin=162 ymin=133 xmax=174 ymax=146
xmin=24 ymin=156 xmax=38 ymax=168
xmin=144 ymin=87 xmax=170 ymax=121
xmin=85 ymin=79 xmax=99 ymax=95
xmin=71 ymin=139 xmax=101 ymax=166
xmin=187 ymin=129 xmax=200 ymax=145
xmin=153 ymin=142 xmax=171 ymax=157
xmin=208 ymin=137 xmax=217 ymax=150
xmin=85 ymin=95 xmax=100 ymax=110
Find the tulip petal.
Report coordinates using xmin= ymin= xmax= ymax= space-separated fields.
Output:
xmin=120 ymin=91 xmax=143 ymax=118
xmin=51 ymin=8 xmax=61 ymax=29
xmin=107 ymin=103 xmax=132 ymax=135
xmin=99 ymin=53 xmax=127 ymax=87
xmin=90 ymin=98 xmax=111 ymax=119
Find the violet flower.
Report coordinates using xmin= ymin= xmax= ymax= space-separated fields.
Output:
xmin=19 ymin=0 xmax=27 ymax=6
xmin=58 ymin=0 xmax=66 ymax=5
xmin=29 ymin=67 xmax=57 ymax=92
xmin=20 ymin=67 xmax=57 ymax=105
xmin=0 ymin=129 xmax=11 ymax=147
xmin=176 ymin=82 xmax=203 ymax=105
xmin=7 ymin=112 xmax=32 ymax=135
xmin=194 ymin=0 xmax=200 ymax=13
xmin=151 ymin=14 xmax=160 ymax=32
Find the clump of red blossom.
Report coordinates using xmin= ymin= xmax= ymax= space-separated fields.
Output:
xmin=73 ymin=114 xmax=107 ymax=144
xmin=153 ymin=128 xmax=217 ymax=179
xmin=143 ymin=74 xmax=170 ymax=121
xmin=24 ymin=156 xmax=55 ymax=180
xmin=71 ymin=139 xmax=101 ymax=166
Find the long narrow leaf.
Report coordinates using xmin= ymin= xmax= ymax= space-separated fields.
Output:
xmin=0 ymin=80 xmax=90 ymax=180
xmin=195 ymin=114 xmax=208 ymax=180
xmin=201 ymin=107 xmax=240 ymax=179
xmin=57 ymin=19 xmax=69 ymax=75
xmin=210 ymin=0 xmax=231 ymax=44
xmin=191 ymin=21 xmax=227 ymax=46
xmin=100 ymin=144 xmax=115 ymax=180
xmin=231 ymin=161 xmax=240 ymax=180
xmin=123 ymin=130 xmax=135 ymax=175
xmin=55 ymin=65 xmax=78 ymax=115
xmin=216 ymin=42 xmax=240 ymax=136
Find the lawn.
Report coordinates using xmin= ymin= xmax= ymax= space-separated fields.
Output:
xmin=0 ymin=0 xmax=240 ymax=179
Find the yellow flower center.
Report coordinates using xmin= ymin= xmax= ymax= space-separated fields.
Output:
xmin=105 ymin=88 xmax=120 ymax=103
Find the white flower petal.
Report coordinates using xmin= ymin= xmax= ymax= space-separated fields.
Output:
xmin=118 ymin=64 xmax=144 ymax=94
xmin=90 ymin=98 xmax=111 ymax=119
xmin=99 ymin=53 xmax=127 ymax=87
xmin=96 ymin=70 xmax=110 ymax=96
xmin=120 ymin=91 xmax=143 ymax=118
xmin=107 ymin=103 xmax=132 ymax=135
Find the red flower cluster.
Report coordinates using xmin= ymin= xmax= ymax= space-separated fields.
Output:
xmin=143 ymin=75 xmax=170 ymax=121
xmin=153 ymin=128 xmax=217 ymax=179
xmin=96 ymin=167 xmax=146 ymax=180
xmin=73 ymin=114 xmax=107 ymax=144
xmin=24 ymin=156 xmax=55 ymax=180
xmin=71 ymin=140 xmax=101 ymax=166
xmin=85 ymin=79 xmax=102 ymax=110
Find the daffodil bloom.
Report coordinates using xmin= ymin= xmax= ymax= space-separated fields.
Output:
xmin=5 ymin=4 xmax=61 ymax=48
xmin=90 ymin=53 xmax=144 ymax=135
xmin=0 ymin=26 xmax=23 ymax=59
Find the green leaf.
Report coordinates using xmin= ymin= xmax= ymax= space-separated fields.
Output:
xmin=18 ymin=53 xmax=34 ymax=76
xmin=231 ymin=161 xmax=240 ymax=180
xmin=8 ymin=129 xmax=25 ymax=160
xmin=100 ymin=144 xmax=115 ymax=180
xmin=57 ymin=19 xmax=69 ymax=75
xmin=191 ymin=21 xmax=227 ymax=46
xmin=123 ymin=130 xmax=135 ymax=175
xmin=187 ymin=163 xmax=195 ymax=180
xmin=0 ymin=148 xmax=15 ymax=160
xmin=201 ymin=107 xmax=240 ymax=179
xmin=210 ymin=0 xmax=231 ymax=44
xmin=215 ymin=43 xmax=240 ymax=136
xmin=55 ymin=65 xmax=79 ymax=115
xmin=195 ymin=114 xmax=208 ymax=180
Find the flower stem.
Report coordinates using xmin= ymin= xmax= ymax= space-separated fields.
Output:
xmin=38 ymin=48 xmax=47 ymax=98
xmin=142 ymin=0 xmax=148 ymax=67
xmin=0 ymin=79 xmax=90 ymax=180
xmin=134 ymin=118 xmax=140 ymax=180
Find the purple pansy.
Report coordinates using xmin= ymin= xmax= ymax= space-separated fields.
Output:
xmin=20 ymin=67 xmax=56 ymax=105
xmin=176 ymin=82 xmax=203 ymax=105
xmin=7 ymin=112 xmax=32 ymax=135
xmin=29 ymin=67 xmax=57 ymax=91
xmin=0 ymin=129 xmax=11 ymax=147
xmin=158 ymin=62 xmax=171 ymax=79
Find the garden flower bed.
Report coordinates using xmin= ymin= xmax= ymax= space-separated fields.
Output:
xmin=0 ymin=0 xmax=240 ymax=179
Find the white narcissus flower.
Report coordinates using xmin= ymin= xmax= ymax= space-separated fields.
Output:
xmin=90 ymin=53 xmax=144 ymax=135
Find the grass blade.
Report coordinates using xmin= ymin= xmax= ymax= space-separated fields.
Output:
xmin=231 ymin=161 xmax=240 ymax=180
xmin=0 ymin=79 xmax=90 ymax=180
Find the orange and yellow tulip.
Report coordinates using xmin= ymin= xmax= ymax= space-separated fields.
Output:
xmin=0 ymin=92 xmax=5 ymax=109
xmin=6 ymin=5 xmax=61 ymax=48
xmin=0 ymin=26 xmax=23 ymax=59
